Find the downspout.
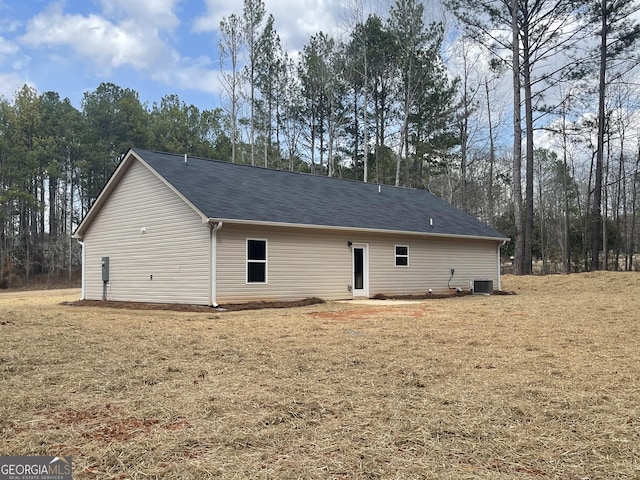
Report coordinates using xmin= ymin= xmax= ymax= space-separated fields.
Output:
xmin=76 ymin=240 xmax=86 ymax=300
xmin=208 ymin=220 xmax=223 ymax=307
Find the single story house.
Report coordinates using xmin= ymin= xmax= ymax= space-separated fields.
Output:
xmin=73 ymin=148 xmax=508 ymax=305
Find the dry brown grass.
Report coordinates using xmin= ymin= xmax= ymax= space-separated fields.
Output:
xmin=1 ymin=272 xmax=639 ymax=479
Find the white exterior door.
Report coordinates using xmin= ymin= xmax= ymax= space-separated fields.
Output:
xmin=352 ymin=243 xmax=369 ymax=298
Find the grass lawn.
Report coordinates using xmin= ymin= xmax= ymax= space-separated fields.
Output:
xmin=1 ymin=272 xmax=639 ymax=479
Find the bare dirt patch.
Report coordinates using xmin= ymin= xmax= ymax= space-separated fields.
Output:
xmin=1 ymin=272 xmax=639 ymax=479
xmin=60 ymin=289 xmax=506 ymax=314
xmin=64 ymin=297 xmax=325 ymax=312
xmin=311 ymin=305 xmax=432 ymax=320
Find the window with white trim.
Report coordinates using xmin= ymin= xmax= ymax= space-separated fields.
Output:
xmin=395 ymin=245 xmax=409 ymax=267
xmin=247 ymin=239 xmax=267 ymax=283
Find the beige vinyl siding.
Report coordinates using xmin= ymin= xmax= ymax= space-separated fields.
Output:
xmin=83 ymin=160 xmax=210 ymax=304
xmin=216 ymin=224 xmax=353 ymax=303
xmin=216 ymin=224 xmax=500 ymax=303
xmin=369 ymin=236 xmax=499 ymax=295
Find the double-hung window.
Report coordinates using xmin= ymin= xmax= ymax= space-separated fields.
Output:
xmin=247 ymin=239 xmax=267 ymax=283
xmin=395 ymin=245 xmax=409 ymax=267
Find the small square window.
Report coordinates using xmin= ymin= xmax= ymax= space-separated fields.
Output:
xmin=395 ymin=245 xmax=409 ymax=267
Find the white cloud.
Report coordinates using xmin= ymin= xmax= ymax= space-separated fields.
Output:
xmin=193 ymin=0 xmax=349 ymax=48
xmin=0 ymin=35 xmax=18 ymax=57
xmin=0 ymin=32 xmax=30 ymax=101
xmin=14 ymin=1 xmax=224 ymax=99
xmin=98 ymin=0 xmax=179 ymax=30
xmin=0 ymin=19 xmax=22 ymax=34
xmin=0 ymin=72 xmax=34 ymax=101
xmin=192 ymin=0 xmax=226 ymax=33
xmin=160 ymin=60 xmax=221 ymax=95
xmin=20 ymin=4 xmax=177 ymax=74
xmin=270 ymin=0 xmax=349 ymax=46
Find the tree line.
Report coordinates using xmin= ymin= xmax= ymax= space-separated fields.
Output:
xmin=1 ymin=0 xmax=640 ymax=287
xmin=0 ymin=84 xmax=230 ymax=287
xmin=446 ymin=0 xmax=640 ymax=273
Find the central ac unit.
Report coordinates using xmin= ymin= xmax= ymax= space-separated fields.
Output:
xmin=473 ymin=279 xmax=493 ymax=294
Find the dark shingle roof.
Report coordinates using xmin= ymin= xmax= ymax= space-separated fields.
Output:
xmin=134 ymin=149 xmax=506 ymax=240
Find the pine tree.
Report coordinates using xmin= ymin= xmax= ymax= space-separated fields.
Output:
xmin=588 ymin=0 xmax=640 ymax=270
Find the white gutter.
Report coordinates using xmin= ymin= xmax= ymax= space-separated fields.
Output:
xmin=205 ymin=217 xmax=509 ymax=243
xmin=76 ymin=240 xmax=86 ymax=300
xmin=208 ymin=219 xmax=223 ymax=307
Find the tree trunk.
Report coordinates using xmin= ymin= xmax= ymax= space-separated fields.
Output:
xmin=522 ymin=16 xmax=534 ymax=275
xmin=328 ymin=114 xmax=335 ymax=177
xmin=512 ymin=0 xmax=525 ymax=275
xmin=49 ymin=173 xmax=57 ymax=237
xmin=250 ymin=64 xmax=256 ymax=166
xmin=615 ymin=138 xmax=625 ymax=270
xmin=562 ymin=107 xmax=571 ymax=273
xmin=68 ymin=153 xmax=74 ymax=282
xmin=310 ymin=113 xmax=316 ymax=174
xmin=395 ymin=110 xmax=409 ymax=187
xmin=629 ymin=152 xmax=639 ymax=270
xmin=538 ymin=157 xmax=547 ymax=274
xmin=363 ymin=54 xmax=369 ymax=183
xmin=592 ymin=0 xmax=607 ymax=270
xmin=485 ymin=79 xmax=496 ymax=225
xmin=353 ymin=92 xmax=360 ymax=180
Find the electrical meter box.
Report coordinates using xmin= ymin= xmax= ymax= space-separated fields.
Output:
xmin=101 ymin=257 xmax=109 ymax=282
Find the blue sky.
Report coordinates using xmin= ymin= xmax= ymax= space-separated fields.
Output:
xmin=0 ymin=0 xmax=350 ymax=111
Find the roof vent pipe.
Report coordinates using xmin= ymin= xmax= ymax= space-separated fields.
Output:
xmin=430 ymin=218 xmax=433 ymax=227
xmin=184 ymin=153 xmax=188 ymax=165
xmin=378 ymin=185 xmax=381 ymax=194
